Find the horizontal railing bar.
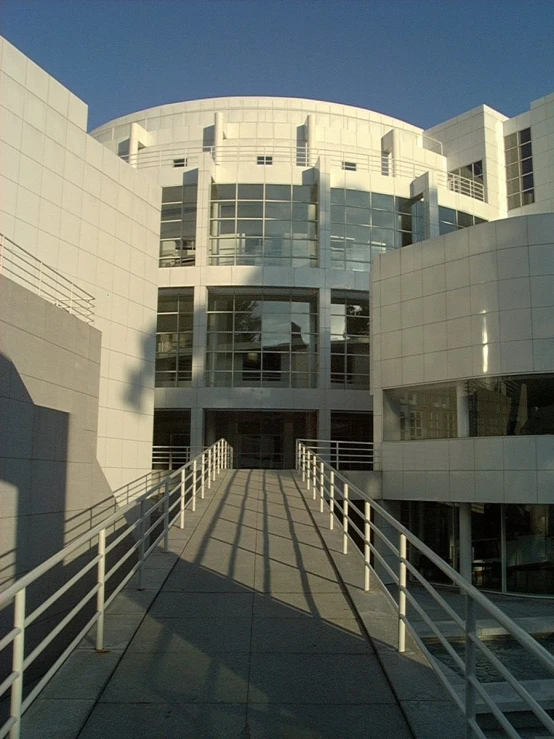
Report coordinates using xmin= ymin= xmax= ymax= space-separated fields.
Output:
xmin=0 ymin=715 xmax=17 ymax=739
xmin=20 ymin=610 xmax=100 ymax=714
xmin=23 ymin=584 xmax=100 ymax=670
xmin=403 ymin=561 xmax=466 ymax=630
xmin=0 ymin=671 xmax=17 ymax=701
xmin=26 ymin=554 xmax=101 ymax=627
xmin=468 ymin=633 xmax=554 ymax=731
xmin=105 ymin=542 xmax=141 ymax=582
xmin=0 ymin=627 xmax=20 ymax=653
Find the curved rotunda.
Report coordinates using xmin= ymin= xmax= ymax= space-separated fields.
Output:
xmin=91 ymin=96 xmax=503 ymax=468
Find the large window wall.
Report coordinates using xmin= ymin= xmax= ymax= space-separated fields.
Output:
xmin=159 ymin=185 xmax=197 ymax=267
xmin=209 ymin=183 xmax=318 ymax=267
xmin=384 ymin=375 xmax=554 ymax=440
xmin=330 ymin=292 xmax=370 ymax=388
xmin=401 ymin=502 xmax=554 ymax=596
xmin=155 ymin=289 xmax=194 ymax=386
xmin=206 ymin=289 xmax=318 ymax=388
xmin=330 ymin=190 xmax=424 ymax=271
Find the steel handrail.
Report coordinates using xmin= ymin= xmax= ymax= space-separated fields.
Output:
xmin=296 ymin=442 xmax=554 ymax=738
xmin=0 ymin=439 xmax=233 ymax=739
xmin=0 ymin=233 xmax=95 ymax=324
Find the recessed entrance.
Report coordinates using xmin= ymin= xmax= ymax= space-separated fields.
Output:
xmin=204 ymin=410 xmax=317 ymax=469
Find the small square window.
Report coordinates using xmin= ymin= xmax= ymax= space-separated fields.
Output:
xmin=342 ymin=161 xmax=357 ymax=171
xmin=173 ymin=158 xmax=187 ymax=168
xmin=257 ymin=155 xmax=273 ymax=165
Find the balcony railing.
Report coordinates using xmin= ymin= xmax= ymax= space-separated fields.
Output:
xmin=0 ymin=234 xmax=95 ymax=324
xmin=297 ymin=439 xmax=375 ymax=470
xmin=118 ymin=143 xmax=485 ymax=203
xmin=152 ymin=445 xmax=204 ymax=470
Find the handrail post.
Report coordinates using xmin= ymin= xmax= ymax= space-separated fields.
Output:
xmin=137 ymin=499 xmax=146 ymax=590
xmin=193 ymin=459 xmax=197 ymax=511
xmin=307 ymin=450 xmax=311 ymax=492
xmin=301 ymin=444 xmax=306 ymax=481
xmin=163 ymin=479 xmax=170 ymax=552
xmin=364 ymin=501 xmax=371 ymax=592
xmin=10 ymin=588 xmax=26 ymax=739
xmin=179 ymin=468 xmax=186 ymax=528
xmin=398 ymin=533 xmax=407 ymax=653
xmin=319 ymin=461 xmax=325 ymax=513
xmin=329 ymin=470 xmax=335 ymax=530
xmin=95 ymin=528 xmax=107 ymax=652
xmin=201 ymin=453 xmax=205 ymax=499
xmin=465 ymin=595 xmax=477 ymax=737
xmin=342 ymin=483 xmax=349 ymax=554
xmin=312 ymin=453 xmax=317 ymax=500
xmin=208 ymin=448 xmax=212 ymax=489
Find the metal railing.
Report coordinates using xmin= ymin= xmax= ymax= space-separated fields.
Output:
xmin=118 ymin=143 xmax=485 ymax=203
xmin=0 ymin=439 xmax=232 ymax=739
xmin=0 ymin=234 xmax=95 ymax=324
xmin=296 ymin=443 xmax=554 ymax=739
xmin=297 ymin=439 xmax=375 ymax=470
xmin=152 ymin=446 xmax=205 ymax=470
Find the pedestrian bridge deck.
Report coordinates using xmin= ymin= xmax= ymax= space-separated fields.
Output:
xmin=22 ymin=469 xmax=444 ymax=739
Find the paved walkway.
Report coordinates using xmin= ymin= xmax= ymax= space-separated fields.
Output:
xmin=23 ymin=469 xmax=414 ymax=739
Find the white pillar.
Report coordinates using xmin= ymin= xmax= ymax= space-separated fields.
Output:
xmin=128 ymin=122 xmax=141 ymax=168
xmin=306 ymin=114 xmax=316 ymax=166
xmin=459 ymin=502 xmax=472 ymax=582
xmin=214 ymin=111 xmax=224 ymax=165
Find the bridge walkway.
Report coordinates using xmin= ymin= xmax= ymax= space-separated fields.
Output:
xmin=22 ymin=469 xmax=417 ymax=738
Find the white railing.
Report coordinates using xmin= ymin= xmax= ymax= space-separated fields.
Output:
xmin=118 ymin=143 xmax=485 ymax=203
xmin=0 ymin=234 xmax=95 ymax=324
xmin=296 ymin=439 xmax=375 ymax=470
xmin=444 ymin=172 xmax=485 ymax=202
xmin=152 ymin=445 xmax=204 ymax=469
xmin=296 ymin=443 xmax=554 ymax=739
xmin=0 ymin=439 xmax=232 ymax=739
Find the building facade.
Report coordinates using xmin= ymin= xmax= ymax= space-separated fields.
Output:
xmin=1 ymin=34 xmax=553 ymax=595
xmin=91 ymin=95 xmax=500 ymax=468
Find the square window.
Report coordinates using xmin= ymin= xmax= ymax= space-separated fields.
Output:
xmin=342 ymin=161 xmax=357 ymax=171
xmin=173 ymin=158 xmax=186 ymax=168
xmin=257 ymin=155 xmax=273 ymax=165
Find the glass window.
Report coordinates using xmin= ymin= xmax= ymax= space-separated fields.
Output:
xmin=206 ymin=290 xmax=317 ymax=388
xmin=156 ymin=288 xmax=194 ymax=387
xmin=505 ymin=128 xmax=534 ymax=210
xmin=329 ymin=293 xmax=370 ymax=388
xmin=467 ymin=375 xmax=554 ymax=436
xmin=159 ymin=186 xmax=197 ymax=267
xmin=209 ymin=182 xmax=317 ymax=267
xmin=384 ymin=383 xmax=457 ymax=440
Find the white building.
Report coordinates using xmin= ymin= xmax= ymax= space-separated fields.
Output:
xmin=1 ymin=35 xmax=553 ymax=595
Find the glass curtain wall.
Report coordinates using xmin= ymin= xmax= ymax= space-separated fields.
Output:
xmin=209 ymin=183 xmax=318 ymax=267
xmin=155 ymin=289 xmax=194 ymax=386
xmin=159 ymin=185 xmax=197 ymax=267
xmin=330 ymin=190 xmax=423 ymax=271
xmin=330 ymin=293 xmax=370 ymax=388
xmin=402 ymin=502 xmax=554 ymax=596
xmin=206 ymin=289 xmax=318 ymax=388
xmin=438 ymin=206 xmax=487 ymax=235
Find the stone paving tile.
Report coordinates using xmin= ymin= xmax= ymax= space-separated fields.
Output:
xmin=99 ymin=651 xmax=250 ymax=704
xmin=129 ymin=616 xmax=252 ymax=653
xmin=252 ymin=589 xmax=353 ymax=620
xmin=251 ymin=616 xmax=369 ymax=653
xmin=246 ymin=702 xmax=412 ymax=739
xmin=248 ymin=653 xmax=397 ymax=705
xmin=20 ymin=699 xmax=95 ymax=739
xmin=149 ymin=591 xmax=254 ymax=618
xmin=78 ymin=703 xmax=248 ymax=739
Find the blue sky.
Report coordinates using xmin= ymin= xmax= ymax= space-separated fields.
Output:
xmin=2 ymin=0 xmax=553 ymax=132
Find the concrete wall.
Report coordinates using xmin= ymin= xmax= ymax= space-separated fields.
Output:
xmin=0 ymin=276 xmax=115 ymax=586
xmin=0 ymin=36 xmax=161 ymax=490
xmin=371 ymin=213 xmax=554 ymax=504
